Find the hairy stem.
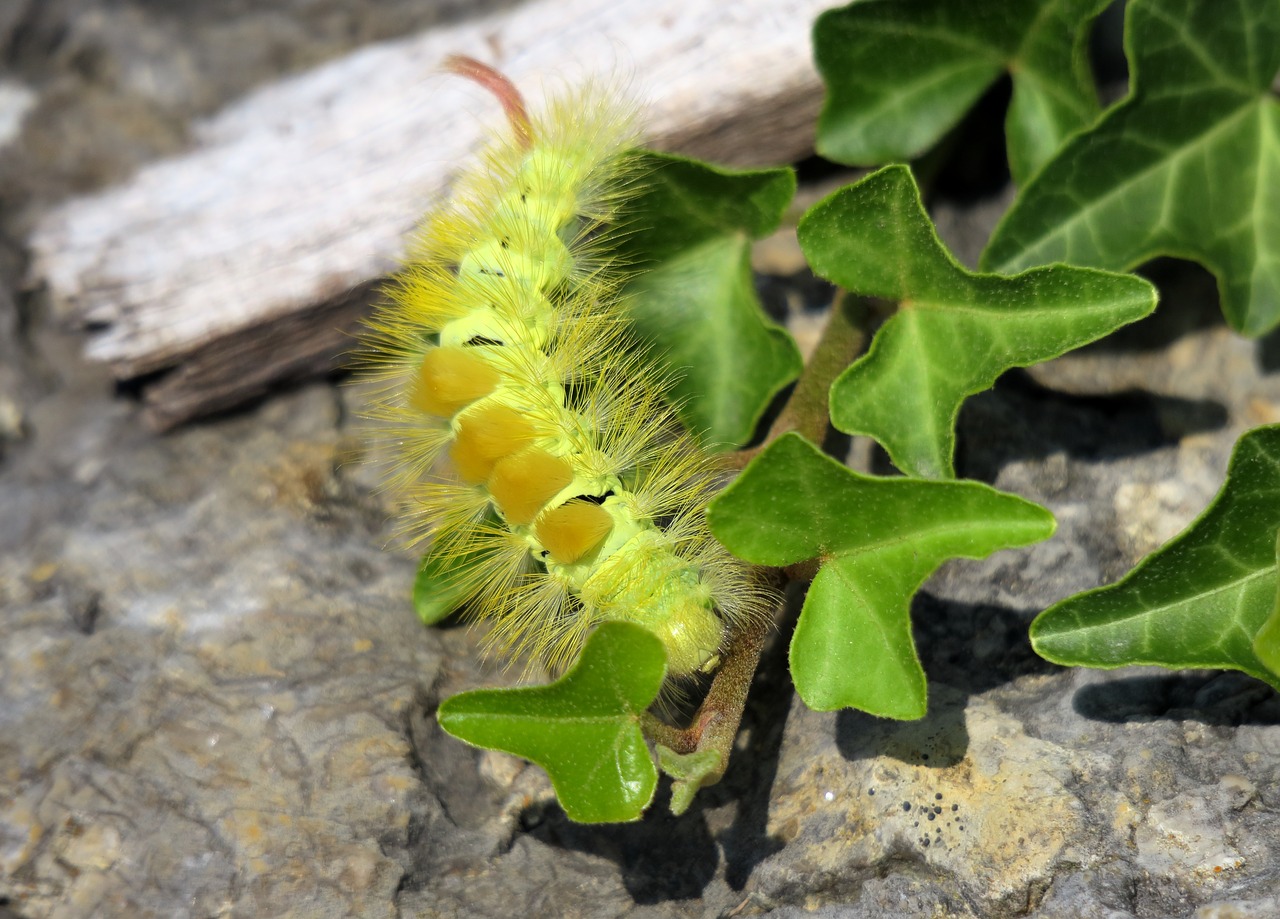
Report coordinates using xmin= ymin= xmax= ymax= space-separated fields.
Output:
xmin=644 ymin=291 xmax=873 ymax=782
xmin=727 ymin=290 xmax=870 ymax=470
xmin=641 ymin=591 xmax=772 ymax=755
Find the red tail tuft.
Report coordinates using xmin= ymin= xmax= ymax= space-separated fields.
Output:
xmin=444 ymin=55 xmax=534 ymax=149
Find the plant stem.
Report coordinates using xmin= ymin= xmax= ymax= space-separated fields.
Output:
xmin=643 ymin=291 xmax=873 ymax=783
xmin=727 ymin=290 xmax=870 ymax=470
xmin=641 ymin=593 xmax=772 ymax=756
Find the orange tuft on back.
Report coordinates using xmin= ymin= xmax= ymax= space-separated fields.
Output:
xmin=535 ymin=501 xmax=614 ymax=564
xmin=488 ymin=448 xmax=575 ymax=524
xmin=409 ymin=347 xmax=500 ymax=417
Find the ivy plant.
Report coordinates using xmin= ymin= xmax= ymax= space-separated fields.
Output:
xmin=430 ymin=0 xmax=1280 ymax=823
xmin=1031 ymin=425 xmax=1280 ymax=689
xmin=813 ymin=0 xmax=1107 ymax=184
xmin=983 ymin=0 xmax=1280 ymax=335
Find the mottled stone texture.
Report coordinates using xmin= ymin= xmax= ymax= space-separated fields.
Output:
xmin=0 ymin=381 xmax=438 ymax=917
xmin=2 ymin=2 xmax=1280 ymax=917
xmin=4 ymin=279 xmax=1279 ymax=919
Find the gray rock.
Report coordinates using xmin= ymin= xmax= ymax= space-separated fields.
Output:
xmin=0 ymin=373 xmax=445 ymax=918
xmin=6 ymin=222 xmax=1280 ymax=919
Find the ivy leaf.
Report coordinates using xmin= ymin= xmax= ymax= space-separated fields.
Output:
xmin=617 ymin=151 xmax=802 ymax=449
xmin=656 ymin=747 xmax=721 ymax=817
xmin=983 ymin=0 xmax=1280 ymax=336
xmin=437 ymin=621 xmax=665 ymax=823
xmin=800 ymin=165 xmax=1155 ymax=479
xmin=814 ymin=0 xmax=1107 ymax=184
xmin=412 ymin=546 xmax=470 ymax=626
xmin=1032 ymin=425 xmax=1280 ymax=691
xmin=708 ymin=433 xmax=1055 ymax=717
xmin=1252 ymin=533 xmax=1280 ymax=680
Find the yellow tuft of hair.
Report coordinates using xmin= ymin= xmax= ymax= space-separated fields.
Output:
xmin=488 ymin=448 xmax=575 ymax=525
xmin=536 ymin=500 xmax=615 ymax=565
xmin=409 ymin=346 xmax=501 ymax=418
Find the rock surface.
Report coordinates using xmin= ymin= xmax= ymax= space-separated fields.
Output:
xmin=2 ymin=2 xmax=1279 ymax=918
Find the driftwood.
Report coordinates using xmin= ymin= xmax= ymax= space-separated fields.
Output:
xmin=28 ymin=0 xmax=831 ymax=429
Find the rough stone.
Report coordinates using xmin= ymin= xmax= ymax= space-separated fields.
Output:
xmin=0 ymin=376 xmax=445 ymax=918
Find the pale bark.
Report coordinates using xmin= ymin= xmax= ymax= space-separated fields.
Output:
xmin=28 ymin=0 xmax=829 ymax=427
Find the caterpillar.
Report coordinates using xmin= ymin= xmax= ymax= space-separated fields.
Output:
xmin=361 ymin=57 xmax=767 ymax=682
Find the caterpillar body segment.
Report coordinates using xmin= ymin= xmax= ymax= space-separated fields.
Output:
xmin=363 ymin=58 xmax=767 ymax=681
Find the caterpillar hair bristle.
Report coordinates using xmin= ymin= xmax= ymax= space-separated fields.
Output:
xmin=359 ymin=56 xmax=775 ymax=686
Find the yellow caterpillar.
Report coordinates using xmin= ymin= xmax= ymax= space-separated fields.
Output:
xmin=362 ymin=57 xmax=765 ymax=680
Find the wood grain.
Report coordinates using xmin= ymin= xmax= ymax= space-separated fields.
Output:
xmin=28 ymin=0 xmax=830 ymax=428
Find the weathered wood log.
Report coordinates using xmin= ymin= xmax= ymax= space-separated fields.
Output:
xmin=28 ymin=0 xmax=830 ymax=428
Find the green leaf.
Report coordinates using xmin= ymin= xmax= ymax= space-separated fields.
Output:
xmin=1032 ymin=425 xmax=1280 ymax=690
xmin=656 ymin=747 xmax=721 ymax=817
xmin=983 ymin=0 xmax=1280 ymax=336
xmin=708 ymin=433 xmax=1055 ymax=716
xmin=814 ymin=0 xmax=1106 ymax=184
xmin=800 ymin=165 xmax=1156 ymax=479
xmin=1253 ymin=534 xmax=1280 ymax=679
xmin=413 ymin=546 xmax=470 ymax=625
xmin=413 ymin=524 xmax=506 ymax=626
xmin=437 ymin=621 xmax=665 ymax=823
xmin=618 ymin=151 xmax=802 ymax=449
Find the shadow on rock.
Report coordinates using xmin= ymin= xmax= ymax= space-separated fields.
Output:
xmin=833 ymin=596 xmax=1059 ymax=769
xmin=525 ymin=790 xmax=721 ymax=903
xmin=1079 ymin=257 xmax=1224 ymax=354
xmin=911 ymin=594 xmax=1060 ymax=697
xmin=1255 ymin=325 xmax=1280 ymax=376
xmin=955 ymin=369 xmax=1227 ymax=482
xmin=1073 ymin=671 xmax=1280 ymax=726
xmin=835 ymin=689 xmax=969 ymax=770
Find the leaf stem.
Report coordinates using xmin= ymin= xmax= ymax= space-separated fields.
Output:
xmin=727 ymin=290 xmax=871 ymax=469
xmin=644 ymin=291 xmax=874 ymax=791
xmin=641 ymin=592 xmax=772 ymax=779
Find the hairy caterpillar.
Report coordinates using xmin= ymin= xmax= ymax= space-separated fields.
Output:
xmin=361 ymin=57 xmax=767 ymax=681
